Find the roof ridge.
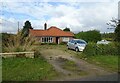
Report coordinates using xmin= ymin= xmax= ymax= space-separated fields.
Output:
xmin=48 ymin=26 xmax=63 ymax=31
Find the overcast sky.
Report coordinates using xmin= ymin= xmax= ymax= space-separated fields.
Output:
xmin=0 ymin=0 xmax=119 ymax=34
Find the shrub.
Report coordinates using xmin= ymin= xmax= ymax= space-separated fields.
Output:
xmin=96 ymin=43 xmax=118 ymax=55
xmin=83 ymin=42 xmax=119 ymax=56
xmin=83 ymin=42 xmax=97 ymax=56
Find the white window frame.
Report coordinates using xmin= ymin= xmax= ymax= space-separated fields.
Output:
xmin=41 ymin=37 xmax=53 ymax=43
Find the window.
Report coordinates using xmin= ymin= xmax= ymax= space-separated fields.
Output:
xmin=62 ymin=37 xmax=69 ymax=42
xmin=42 ymin=37 xmax=44 ymax=42
xmin=76 ymin=40 xmax=87 ymax=44
xmin=71 ymin=40 xmax=75 ymax=43
xmin=41 ymin=37 xmax=53 ymax=43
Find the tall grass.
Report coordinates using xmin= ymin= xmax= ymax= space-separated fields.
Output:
xmin=3 ymin=32 xmax=40 ymax=53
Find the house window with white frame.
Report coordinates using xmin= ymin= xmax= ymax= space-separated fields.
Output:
xmin=41 ymin=37 xmax=53 ymax=43
xmin=62 ymin=37 xmax=69 ymax=42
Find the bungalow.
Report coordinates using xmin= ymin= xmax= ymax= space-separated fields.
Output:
xmin=29 ymin=23 xmax=74 ymax=44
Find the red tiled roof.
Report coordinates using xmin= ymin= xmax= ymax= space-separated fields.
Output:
xmin=29 ymin=26 xmax=74 ymax=37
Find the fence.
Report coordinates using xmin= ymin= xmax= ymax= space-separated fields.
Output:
xmin=0 ymin=52 xmax=34 ymax=58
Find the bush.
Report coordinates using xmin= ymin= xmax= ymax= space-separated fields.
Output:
xmin=97 ymin=43 xmax=118 ymax=55
xmin=114 ymin=42 xmax=120 ymax=55
xmin=83 ymin=42 xmax=97 ymax=56
xmin=83 ymin=42 xmax=119 ymax=56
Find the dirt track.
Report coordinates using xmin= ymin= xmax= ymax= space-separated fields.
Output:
xmin=40 ymin=49 xmax=116 ymax=81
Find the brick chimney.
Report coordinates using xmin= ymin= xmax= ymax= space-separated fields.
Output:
xmin=44 ymin=23 xmax=47 ymax=30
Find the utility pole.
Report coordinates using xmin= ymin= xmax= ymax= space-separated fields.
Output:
xmin=118 ymin=1 xmax=120 ymax=20
xmin=18 ymin=21 xmax=19 ymax=33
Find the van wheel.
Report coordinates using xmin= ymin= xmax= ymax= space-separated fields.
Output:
xmin=75 ymin=47 xmax=79 ymax=52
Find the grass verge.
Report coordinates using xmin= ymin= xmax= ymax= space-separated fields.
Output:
xmin=77 ymin=54 xmax=118 ymax=72
xmin=2 ymin=57 xmax=59 ymax=81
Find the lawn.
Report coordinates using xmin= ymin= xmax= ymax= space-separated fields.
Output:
xmin=83 ymin=55 xmax=118 ymax=72
xmin=2 ymin=57 xmax=59 ymax=81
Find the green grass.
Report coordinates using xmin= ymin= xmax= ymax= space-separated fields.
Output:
xmin=77 ymin=55 xmax=118 ymax=72
xmin=0 ymin=69 xmax=1 ymax=82
xmin=2 ymin=57 xmax=59 ymax=81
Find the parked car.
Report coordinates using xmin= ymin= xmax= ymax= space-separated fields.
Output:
xmin=97 ymin=40 xmax=110 ymax=44
xmin=67 ymin=39 xmax=87 ymax=52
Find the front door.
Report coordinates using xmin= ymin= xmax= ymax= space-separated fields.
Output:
xmin=56 ymin=37 xmax=60 ymax=44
